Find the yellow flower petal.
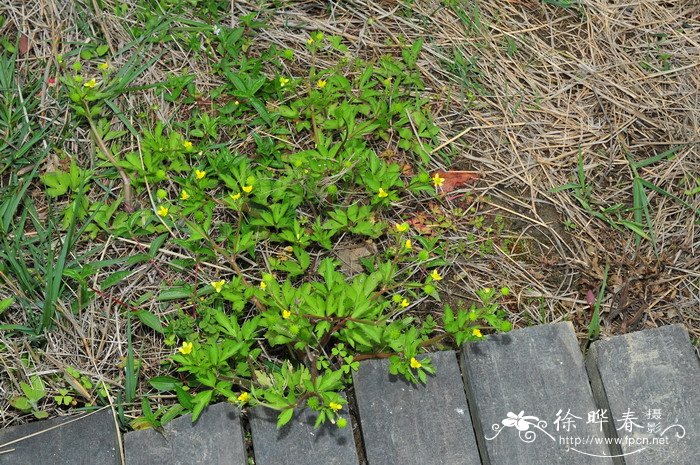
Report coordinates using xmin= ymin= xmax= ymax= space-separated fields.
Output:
xmin=472 ymin=328 xmax=483 ymax=338
xmin=329 ymin=402 xmax=342 ymax=411
xmin=282 ymin=309 xmax=291 ymax=319
xmin=211 ymin=280 xmax=226 ymax=293
xmin=156 ymin=205 xmax=169 ymax=217
xmin=395 ymin=223 xmax=409 ymax=233
xmin=230 ymin=192 xmax=242 ymax=200
xmin=404 ymin=239 xmax=412 ymax=250
xmin=180 ymin=190 xmax=190 ymax=200
xmin=237 ymin=392 xmax=250 ymax=403
xmin=400 ymin=299 xmax=409 ymax=308
xmin=378 ymin=188 xmax=388 ymax=198
xmin=178 ymin=341 xmax=193 ymax=355
xmin=183 ymin=140 xmax=193 ymax=150
xmin=259 ymin=281 xmax=267 ymax=290
xmin=83 ymin=78 xmax=98 ymax=88
xmin=432 ymin=173 xmax=445 ymax=188
xmin=316 ymin=79 xmax=327 ymax=89
xmin=280 ymin=76 xmax=290 ymax=87
xmin=430 ymin=270 xmax=443 ymax=281
xmin=195 ymin=170 xmax=206 ymax=180
xmin=409 ymin=357 xmax=422 ymax=369
xmin=242 ymin=185 xmax=253 ymax=193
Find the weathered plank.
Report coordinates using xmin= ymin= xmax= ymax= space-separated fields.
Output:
xmin=353 ymin=350 xmax=481 ymax=465
xmin=249 ymin=401 xmax=359 ymax=465
xmin=461 ymin=321 xmax=613 ymax=464
xmin=586 ymin=324 xmax=700 ymax=465
xmin=124 ymin=402 xmax=246 ymax=465
xmin=0 ymin=408 xmax=120 ymax=465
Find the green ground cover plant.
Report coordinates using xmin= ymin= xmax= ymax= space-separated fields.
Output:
xmin=1 ymin=0 xmax=697 ymax=436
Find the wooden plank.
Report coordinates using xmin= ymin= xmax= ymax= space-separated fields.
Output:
xmin=124 ymin=402 xmax=246 ymax=465
xmin=0 ymin=408 xmax=120 ymax=465
xmin=353 ymin=350 xmax=481 ymax=465
xmin=586 ymin=324 xmax=699 ymax=465
xmin=460 ymin=321 xmax=613 ymax=464
xmin=249 ymin=401 xmax=359 ymax=465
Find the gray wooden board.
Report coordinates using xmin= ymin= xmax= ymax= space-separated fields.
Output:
xmin=124 ymin=402 xmax=246 ymax=465
xmin=0 ymin=408 xmax=120 ymax=465
xmin=352 ymin=350 xmax=481 ymax=465
xmin=586 ymin=324 xmax=700 ymax=465
xmin=249 ymin=401 xmax=359 ymax=465
xmin=460 ymin=321 xmax=613 ymax=464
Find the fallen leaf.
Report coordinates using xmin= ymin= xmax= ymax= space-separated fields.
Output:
xmin=433 ymin=170 xmax=479 ymax=193
xmin=19 ymin=34 xmax=29 ymax=55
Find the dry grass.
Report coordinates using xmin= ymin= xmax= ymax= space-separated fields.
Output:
xmin=0 ymin=0 xmax=698 ymax=429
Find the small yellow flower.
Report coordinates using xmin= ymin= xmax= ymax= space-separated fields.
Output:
xmin=432 ymin=173 xmax=445 ymax=188
xmin=183 ymin=140 xmax=193 ymax=150
xmin=316 ymin=79 xmax=327 ymax=89
xmin=472 ymin=328 xmax=483 ymax=338
xmin=180 ymin=190 xmax=190 ymax=200
xmin=98 ymin=62 xmax=109 ymax=71
xmin=400 ymin=298 xmax=409 ymax=308
xmin=230 ymin=192 xmax=242 ymax=200
xmin=211 ymin=280 xmax=226 ymax=293
xmin=156 ymin=205 xmax=169 ymax=217
xmin=83 ymin=78 xmax=98 ymax=88
xmin=178 ymin=341 xmax=193 ymax=355
xmin=242 ymin=185 xmax=253 ymax=193
xmin=378 ymin=188 xmax=389 ymax=198
xmin=430 ymin=270 xmax=443 ymax=281
xmin=237 ymin=392 xmax=250 ymax=403
xmin=282 ymin=309 xmax=291 ymax=319
xmin=395 ymin=223 xmax=409 ymax=233
xmin=409 ymin=357 xmax=422 ymax=369
xmin=195 ymin=170 xmax=206 ymax=180
xmin=404 ymin=239 xmax=412 ymax=250
xmin=259 ymin=281 xmax=267 ymax=290
xmin=307 ymin=38 xmax=314 ymax=45
xmin=279 ymin=76 xmax=290 ymax=87
xmin=329 ymin=402 xmax=342 ymax=411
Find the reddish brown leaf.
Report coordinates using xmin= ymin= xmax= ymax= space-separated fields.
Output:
xmin=433 ymin=170 xmax=479 ymax=193
xmin=19 ymin=34 xmax=30 ymax=55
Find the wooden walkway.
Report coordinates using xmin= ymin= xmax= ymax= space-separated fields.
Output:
xmin=0 ymin=322 xmax=697 ymax=464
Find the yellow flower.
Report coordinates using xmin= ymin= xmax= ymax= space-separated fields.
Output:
xmin=404 ymin=239 xmax=412 ymax=250
xmin=98 ymin=62 xmax=109 ymax=71
xmin=156 ymin=205 xmax=169 ymax=217
xmin=472 ymin=328 xmax=483 ymax=338
xmin=279 ymin=76 xmax=290 ymax=87
xmin=83 ymin=78 xmax=98 ymax=88
xmin=395 ymin=223 xmax=409 ymax=233
xmin=234 ymin=100 xmax=240 ymax=105
xmin=230 ymin=192 xmax=242 ymax=200
xmin=409 ymin=357 xmax=422 ymax=369
xmin=430 ymin=270 xmax=443 ymax=281
xmin=329 ymin=402 xmax=342 ymax=411
xmin=178 ymin=341 xmax=193 ymax=355
xmin=307 ymin=38 xmax=314 ymax=45
xmin=378 ymin=188 xmax=389 ymax=198
xmin=183 ymin=140 xmax=193 ymax=150
xmin=282 ymin=309 xmax=291 ymax=319
xmin=195 ymin=170 xmax=206 ymax=180
xmin=432 ymin=172 xmax=445 ymax=188
xmin=237 ymin=392 xmax=250 ymax=403
xmin=242 ymin=185 xmax=253 ymax=193
xmin=400 ymin=298 xmax=409 ymax=308
xmin=211 ymin=280 xmax=226 ymax=293
xmin=316 ymin=79 xmax=327 ymax=89
xmin=259 ymin=281 xmax=267 ymax=290
xmin=180 ymin=190 xmax=190 ymax=200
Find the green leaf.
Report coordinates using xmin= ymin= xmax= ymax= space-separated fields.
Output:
xmin=134 ymin=310 xmax=164 ymax=334
xmin=149 ymin=376 xmax=182 ymax=391
xmin=0 ymin=297 xmax=14 ymax=315
xmin=276 ymin=408 xmax=294 ymax=428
